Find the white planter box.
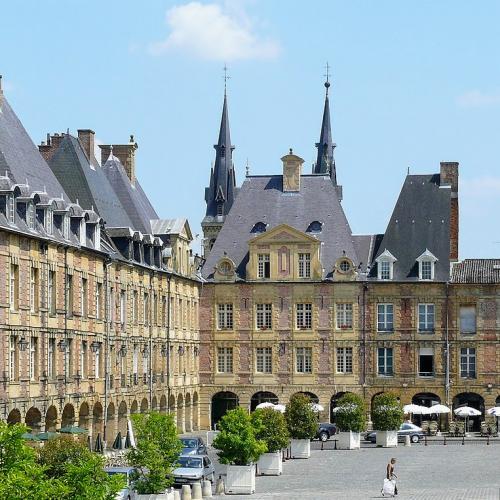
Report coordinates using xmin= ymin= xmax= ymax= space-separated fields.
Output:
xmin=257 ymin=451 xmax=282 ymax=475
xmin=376 ymin=430 xmax=398 ymax=448
xmin=337 ymin=431 xmax=361 ymax=450
xmin=290 ymin=439 xmax=310 ymax=459
xmin=226 ymin=464 xmax=256 ymax=494
xmin=136 ymin=491 xmax=174 ymax=500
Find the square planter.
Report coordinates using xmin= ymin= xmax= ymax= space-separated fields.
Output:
xmin=337 ymin=431 xmax=361 ymax=450
xmin=136 ymin=491 xmax=174 ymax=500
xmin=226 ymin=464 xmax=256 ymax=494
xmin=376 ymin=430 xmax=398 ymax=448
xmin=257 ymin=451 xmax=282 ymax=475
xmin=290 ymin=439 xmax=310 ymax=459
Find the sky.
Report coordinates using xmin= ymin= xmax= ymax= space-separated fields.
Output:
xmin=1 ymin=0 xmax=499 ymax=258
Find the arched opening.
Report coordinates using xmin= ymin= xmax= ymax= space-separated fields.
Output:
xmin=140 ymin=398 xmax=148 ymax=414
xmin=177 ymin=394 xmax=185 ymax=433
xmin=45 ymin=406 xmax=57 ymax=431
xmin=7 ymin=408 xmax=21 ymax=425
xmin=106 ymin=402 xmax=116 ymax=442
xmin=130 ymin=400 xmax=138 ymax=415
xmin=118 ymin=401 xmax=128 ymax=435
xmin=185 ymin=393 xmax=192 ymax=432
xmin=250 ymin=391 xmax=279 ymax=411
xmin=330 ymin=392 xmax=352 ymax=423
xmin=78 ymin=402 xmax=90 ymax=431
xmin=61 ymin=404 xmax=75 ymax=428
xmin=496 ymin=395 xmax=500 ymax=406
xmin=192 ymin=392 xmax=199 ymax=430
xmin=453 ymin=392 xmax=485 ymax=432
xmin=92 ymin=402 xmax=103 ymax=442
xmin=211 ymin=391 xmax=239 ymax=430
xmin=169 ymin=394 xmax=176 ymax=421
xmin=25 ymin=407 xmax=42 ymax=432
xmin=160 ymin=395 xmax=167 ymax=414
xmin=293 ymin=391 xmax=319 ymax=404
xmin=412 ymin=392 xmax=442 ymax=426
xmin=151 ymin=396 xmax=158 ymax=412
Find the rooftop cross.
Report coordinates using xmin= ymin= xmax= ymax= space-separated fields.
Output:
xmin=223 ymin=64 xmax=231 ymax=96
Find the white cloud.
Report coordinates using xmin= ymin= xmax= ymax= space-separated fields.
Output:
xmin=149 ymin=1 xmax=280 ymax=61
xmin=456 ymin=90 xmax=500 ymax=108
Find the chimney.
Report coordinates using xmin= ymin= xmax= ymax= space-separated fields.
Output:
xmin=440 ymin=161 xmax=459 ymax=261
xmin=38 ymin=133 xmax=65 ymax=162
xmin=99 ymin=135 xmax=138 ymax=185
xmin=281 ymin=149 xmax=304 ymax=192
xmin=77 ymin=129 xmax=96 ymax=163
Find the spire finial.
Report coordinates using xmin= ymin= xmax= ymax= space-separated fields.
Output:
xmin=245 ymin=158 xmax=250 ymax=177
xmin=223 ymin=64 xmax=230 ymax=96
xmin=324 ymin=62 xmax=331 ymax=96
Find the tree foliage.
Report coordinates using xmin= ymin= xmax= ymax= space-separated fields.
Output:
xmin=334 ymin=393 xmax=366 ymax=433
xmin=213 ymin=407 xmax=267 ymax=465
xmin=251 ymin=408 xmax=290 ymax=453
xmin=371 ymin=392 xmax=404 ymax=431
xmin=127 ymin=412 xmax=182 ymax=494
xmin=284 ymin=394 xmax=318 ymax=439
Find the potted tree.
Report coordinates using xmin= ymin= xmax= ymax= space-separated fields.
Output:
xmin=251 ymin=407 xmax=289 ymax=475
xmin=284 ymin=394 xmax=317 ymax=459
xmin=371 ymin=393 xmax=404 ymax=448
xmin=334 ymin=393 xmax=366 ymax=450
xmin=212 ymin=407 xmax=266 ymax=494
xmin=127 ymin=412 xmax=182 ymax=498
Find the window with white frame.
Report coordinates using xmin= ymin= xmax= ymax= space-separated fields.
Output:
xmin=296 ymin=303 xmax=312 ymax=329
xmin=96 ymin=282 xmax=102 ymax=320
xmin=421 ymin=261 xmax=432 ymax=280
xmin=459 ymin=306 xmax=476 ymax=334
xmin=336 ymin=303 xmax=353 ymax=329
xmin=376 ymin=249 xmax=397 ymax=280
xmin=67 ymin=274 xmax=74 ymax=317
xmin=48 ymin=338 xmax=56 ymax=379
xmin=380 ymin=261 xmax=391 ymax=280
xmin=30 ymin=267 xmax=39 ymax=313
xmin=143 ymin=293 xmax=149 ymax=326
xmin=132 ymin=290 xmax=138 ymax=324
xmin=133 ymin=345 xmax=139 ymax=376
xmin=217 ymin=303 xmax=233 ymax=329
xmin=460 ymin=347 xmax=476 ymax=378
xmin=258 ymin=254 xmax=270 ymax=278
xmin=120 ymin=290 xmax=126 ymax=326
xmin=256 ymin=347 xmax=272 ymax=373
xmin=377 ymin=303 xmax=394 ymax=332
xmin=7 ymin=194 xmax=15 ymax=224
xmin=29 ymin=337 xmax=38 ymax=380
xmin=9 ymin=263 xmax=19 ymax=311
xmin=418 ymin=303 xmax=435 ymax=332
xmin=298 ymin=253 xmax=311 ymax=278
xmin=95 ymin=343 xmax=101 ymax=379
xmin=9 ymin=335 xmax=18 ymax=381
xmin=336 ymin=347 xmax=353 ymax=373
xmin=416 ymin=249 xmax=438 ymax=281
xmin=217 ymin=347 xmax=233 ymax=373
xmin=81 ymin=277 xmax=88 ymax=317
xmin=48 ymin=270 xmax=56 ymax=315
xmin=296 ymin=347 xmax=312 ymax=373
xmin=80 ymin=340 xmax=87 ymax=379
xmin=256 ymin=303 xmax=272 ymax=329
xmin=377 ymin=347 xmax=393 ymax=376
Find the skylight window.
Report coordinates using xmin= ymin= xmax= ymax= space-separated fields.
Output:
xmin=307 ymin=221 xmax=323 ymax=233
xmin=251 ymin=222 xmax=267 ymax=233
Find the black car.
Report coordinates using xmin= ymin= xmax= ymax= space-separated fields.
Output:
xmin=315 ymin=422 xmax=337 ymax=441
xmin=180 ymin=437 xmax=207 ymax=455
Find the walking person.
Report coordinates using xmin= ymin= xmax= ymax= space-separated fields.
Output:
xmin=381 ymin=458 xmax=398 ymax=497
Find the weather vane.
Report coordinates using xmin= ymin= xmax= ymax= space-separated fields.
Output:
xmin=223 ymin=64 xmax=231 ymax=95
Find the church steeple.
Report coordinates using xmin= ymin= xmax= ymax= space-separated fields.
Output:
xmin=314 ymin=65 xmax=337 ymax=184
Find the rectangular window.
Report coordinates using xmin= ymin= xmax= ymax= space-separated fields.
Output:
xmin=336 ymin=347 xmax=353 ymax=374
xmin=217 ymin=347 xmax=233 ymax=373
xmin=256 ymin=304 xmax=272 ymax=329
xmin=9 ymin=263 xmax=19 ymax=311
xmin=144 ymin=293 xmax=149 ymax=326
xmin=120 ymin=290 xmax=126 ymax=326
xmin=377 ymin=304 xmax=394 ymax=332
xmin=95 ymin=343 xmax=101 ymax=379
xmin=80 ymin=340 xmax=87 ymax=379
xmin=418 ymin=303 xmax=435 ymax=332
xmin=9 ymin=335 xmax=18 ymax=381
xmin=377 ymin=347 xmax=393 ymax=376
xmin=256 ymin=347 xmax=272 ymax=373
xmin=81 ymin=277 xmax=88 ymax=317
xmin=258 ymin=254 xmax=270 ymax=279
xmin=162 ymin=296 xmax=167 ymax=327
xmin=217 ymin=303 xmax=233 ymax=330
xmin=48 ymin=270 xmax=56 ymax=315
xmin=29 ymin=337 xmax=38 ymax=380
xmin=48 ymin=338 xmax=56 ymax=379
xmin=380 ymin=261 xmax=391 ymax=280
xmin=96 ymin=282 xmax=102 ymax=320
xmin=459 ymin=306 xmax=476 ymax=334
xmin=30 ymin=267 xmax=39 ymax=313
xmin=298 ymin=253 xmax=311 ymax=278
xmin=133 ymin=345 xmax=139 ymax=375
xmin=66 ymin=274 xmax=73 ymax=317
xmin=296 ymin=303 xmax=312 ymax=329
xmin=421 ymin=260 xmax=432 ymax=280
xmin=67 ymin=338 xmax=73 ymax=377
xmin=460 ymin=348 xmax=476 ymax=378
xmin=153 ymin=293 xmax=158 ymax=326
xmin=296 ymin=347 xmax=312 ymax=373
xmin=132 ymin=290 xmax=138 ymax=324
xmin=418 ymin=347 xmax=434 ymax=377
xmin=336 ymin=303 xmax=353 ymax=329
xmin=109 ymin=287 xmax=115 ymax=323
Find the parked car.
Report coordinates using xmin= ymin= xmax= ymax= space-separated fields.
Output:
xmin=365 ymin=423 xmax=425 ymax=444
xmin=104 ymin=466 xmax=137 ymax=500
xmin=173 ymin=454 xmax=215 ymax=486
xmin=315 ymin=422 xmax=337 ymax=442
xmin=180 ymin=437 xmax=207 ymax=455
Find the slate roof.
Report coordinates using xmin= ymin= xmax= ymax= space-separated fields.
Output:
xmin=451 ymin=259 xmax=500 ymax=284
xmin=47 ymin=135 xmax=135 ymax=228
xmin=0 ymin=95 xmax=67 ymax=197
xmin=202 ymin=174 xmax=359 ymax=280
xmin=369 ymin=174 xmax=451 ymax=281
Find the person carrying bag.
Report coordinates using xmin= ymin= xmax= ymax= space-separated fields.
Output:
xmin=381 ymin=458 xmax=398 ymax=497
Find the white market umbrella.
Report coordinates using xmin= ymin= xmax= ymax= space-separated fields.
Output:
xmin=310 ymin=403 xmax=324 ymax=413
xmin=403 ymin=404 xmax=428 ymax=415
xmin=486 ymin=407 xmax=500 ymax=416
xmin=127 ymin=418 xmax=136 ymax=448
xmin=256 ymin=402 xmax=276 ymax=410
xmin=424 ymin=404 xmax=451 ymax=415
xmin=273 ymin=404 xmax=286 ymax=413
xmin=454 ymin=407 xmax=481 ymax=417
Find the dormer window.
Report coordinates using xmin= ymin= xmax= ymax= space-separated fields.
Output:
xmin=217 ymin=203 xmax=223 ymax=216
xmin=95 ymin=225 xmax=101 ymax=249
xmin=416 ymin=249 xmax=438 ymax=281
xmin=79 ymin=219 xmax=86 ymax=245
xmin=8 ymin=195 xmax=14 ymax=224
xmin=1 ymin=194 xmax=15 ymax=224
xmin=63 ymin=215 xmax=70 ymax=240
xmin=375 ymin=249 xmax=397 ymax=280
xmin=307 ymin=221 xmax=323 ymax=233
xmin=251 ymin=222 xmax=267 ymax=234
xmin=28 ymin=203 xmax=35 ymax=229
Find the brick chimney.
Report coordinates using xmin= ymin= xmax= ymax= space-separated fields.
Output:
xmin=440 ymin=161 xmax=459 ymax=261
xmin=99 ymin=135 xmax=138 ymax=185
xmin=38 ymin=133 xmax=66 ymax=162
xmin=77 ymin=129 xmax=96 ymax=163
xmin=281 ymin=149 xmax=304 ymax=192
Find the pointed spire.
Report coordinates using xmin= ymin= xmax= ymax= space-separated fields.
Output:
xmin=314 ymin=63 xmax=337 ymax=184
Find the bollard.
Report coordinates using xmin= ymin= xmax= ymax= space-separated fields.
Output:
xmin=215 ymin=475 xmax=225 ymax=495
xmin=321 ymin=440 xmax=324 ymax=451
xmin=202 ymin=480 xmax=212 ymax=498
xmin=192 ymin=482 xmax=203 ymax=500
xmin=404 ymin=435 xmax=411 ymax=447
xmin=462 ymin=434 xmax=465 ymax=445
xmin=174 ymin=490 xmax=181 ymax=500
xmin=487 ymin=435 xmax=490 ymax=445
xmin=181 ymin=484 xmax=192 ymax=500
xmin=443 ymin=435 xmax=447 ymax=445
xmin=424 ymin=435 xmax=427 ymax=446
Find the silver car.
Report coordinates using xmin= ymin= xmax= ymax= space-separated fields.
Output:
xmin=173 ymin=454 xmax=215 ymax=486
xmin=104 ymin=466 xmax=137 ymax=500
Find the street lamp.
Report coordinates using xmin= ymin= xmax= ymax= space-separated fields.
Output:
xmin=160 ymin=344 xmax=168 ymax=357
xmin=119 ymin=345 xmax=127 ymax=357
xmin=90 ymin=341 xmax=100 ymax=353
xmin=178 ymin=345 xmax=185 ymax=356
xmin=142 ymin=346 xmax=149 ymax=359
xmin=58 ymin=339 xmax=67 ymax=352
xmin=18 ymin=337 xmax=29 ymax=352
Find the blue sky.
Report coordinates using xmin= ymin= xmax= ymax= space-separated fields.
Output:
xmin=1 ymin=0 xmax=499 ymax=257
